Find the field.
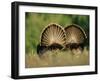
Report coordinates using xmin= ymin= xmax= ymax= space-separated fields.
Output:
xmin=25 ymin=47 xmax=89 ymax=68
xmin=25 ymin=12 xmax=89 ymax=54
xmin=25 ymin=12 xmax=89 ymax=68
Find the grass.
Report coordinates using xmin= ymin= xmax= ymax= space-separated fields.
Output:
xmin=25 ymin=13 xmax=89 ymax=54
xmin=25 ymin=47 xmax=89 ymax=68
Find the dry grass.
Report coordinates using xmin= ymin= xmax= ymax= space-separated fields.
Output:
xmin=25 ymin=47 xmax=89 ymax=68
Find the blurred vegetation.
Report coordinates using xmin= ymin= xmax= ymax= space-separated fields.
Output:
xmin=25 ymin=47 xmax=89 ymax=68
xmin=25 ymin=12 xmax=89 ymax=54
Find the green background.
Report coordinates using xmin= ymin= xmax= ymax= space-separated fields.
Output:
xmin=25 ymin=12 xmax=89 ymax=54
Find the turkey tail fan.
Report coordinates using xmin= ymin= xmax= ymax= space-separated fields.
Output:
xmin=64 ymin=24 xmax=87 ymax=52
xmin=40 ymin=23 xmax=66 ymax=50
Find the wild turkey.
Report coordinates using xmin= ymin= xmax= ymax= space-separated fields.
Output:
xmin=37 ymin=23 xmax=66 ymax=55
xmin=64 ymin=24 xmax=87 ymax=54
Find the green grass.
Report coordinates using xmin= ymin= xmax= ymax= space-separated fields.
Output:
xmin=25 ymin=12 xmax=89 ymax=68
xmin=25 ymin=47 xmax=89 ymax=68
xmin=25 ymin=12 xmax=89 ymax=54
